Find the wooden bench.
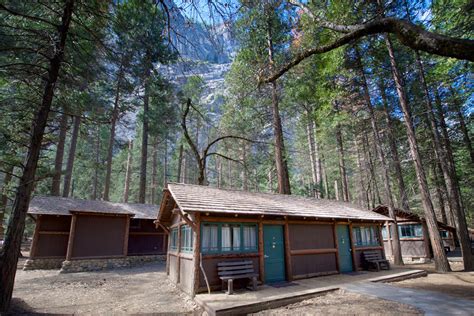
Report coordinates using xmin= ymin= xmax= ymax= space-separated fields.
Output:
xmin=362 ymin=250 xmax=390 ymax=271
xmin=217 ymin=260 xmax=258 ymax=295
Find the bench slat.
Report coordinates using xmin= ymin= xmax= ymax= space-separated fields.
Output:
xmin=218 ymin=265 xmax=253 ymax=271
xmin=217 ymin=261 xmax=253 ymax=267
xmin=219 ymin=269 xmax=255 ymax=276
xmin=220 ymin=273 xmax=258 ymax=281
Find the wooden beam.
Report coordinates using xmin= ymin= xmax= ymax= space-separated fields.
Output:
xmin=66 ymin=214 xmax=77 ymax=261
xmin=290 ymin=248 xmax=338 ymax=255
xmin=123 ymin=216 xmax=130 ymax=256
xmin=155 ymin=221 xmax=170 ymax=234
xmin=181 ymin=212 xmax=198 ymax=231
xmin=284 ymin=219 xmax=293 ymax=281
xmin=386 ymin=221 xmax=393 ymax=258
xmin=128 ymin=232 xmax=166 ymax=236
xmin=29 ymin=215 xmax=41 ymax=258
xmin=332 ymin=222 xmax=340 ymax=273
xmin=37 ymin=231 xmax=69 ymax=235
xmin=258 ymin=221 xmax=264 ymax=283
xmin=177 ymin=223 xmax=182 ymax=284
xmin=192 ymin=212 xmax=201 ymax=297
xmin=348 ymin=223 xmax=357 ymax=271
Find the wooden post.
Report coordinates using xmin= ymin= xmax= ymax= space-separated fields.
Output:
xmin=123 ymin=216 xmax=130 ymax=256
xmin=332 ymin=222 xmax=340 ymax=273
xmin=385 ymin=221 xmax=393 ymax=259
xmin=258 ymin=221 xmax=264 ymax=283
xmin=66 ymin=214 xmax=77 ymax=260
xmin=348 ymin=223 xmax=357 ymax=271
xmin=283 ymin=219 xmax=293 ymax=281
xmin=29 ymin=215 xmax=41 ymax=258
xmin=192 ymin=213 xmax=201 ymax=297
xmin=177 ymin=221 xmax=182 ymax=284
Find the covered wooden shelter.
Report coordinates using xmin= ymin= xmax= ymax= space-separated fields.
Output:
xmin=373 ymin=205 xmax=456 ymax=262
xmin=27 ymin=196 xmax=166 ymax=270
xmin=156 ymin=183 xmax=392 ymax=296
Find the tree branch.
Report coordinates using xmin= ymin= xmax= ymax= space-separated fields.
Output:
xmin=263 ymin=15 xmax=474 ymax=83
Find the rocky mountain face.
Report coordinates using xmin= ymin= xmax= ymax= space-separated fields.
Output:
xmin=160 ymin=0 xmax=236 ymax=112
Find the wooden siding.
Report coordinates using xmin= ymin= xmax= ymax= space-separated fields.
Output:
xmin=71 ymin=214 xmax=127 ymax=259
xmin=31 ymin=215 xmax=70 ymax=258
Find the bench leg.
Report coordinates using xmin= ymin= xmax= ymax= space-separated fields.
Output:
xmin=227 ymin=279 xmax=233 ymax=295
xmin=251 ymin=277 xmax=257 ymax=291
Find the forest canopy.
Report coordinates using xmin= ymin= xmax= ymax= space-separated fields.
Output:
xmin=0 ymin=0 xmax=473 ymax=311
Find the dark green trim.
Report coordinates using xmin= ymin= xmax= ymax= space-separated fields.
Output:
xmin=200 ymin=222 xmax=258 ymax=254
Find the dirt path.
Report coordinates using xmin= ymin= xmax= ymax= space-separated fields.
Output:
xmin=250 ymin=290 xmax=422 ymax=315
xmin=10 ymin=262 xmax=198 ymax=315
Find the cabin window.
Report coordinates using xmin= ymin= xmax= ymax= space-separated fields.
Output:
xmin=180 ymin=225 xmax=194 ymax=253
xmin=201 ymin=222 xmax=258 ymax=254
xmin=170 ymin=228 xmax=178 ymax=251
xmin=381 ymin=226 xmax=388 ymax=239
xmin=398 ymin=224 xmax=423 ymax=238
xmin=353 ymin=226 xmax=380 ymax=247
xmin=440 ymin=230 xmax=448 ymax=238
xmin=201 ymin=223 xmax=219 ymax=252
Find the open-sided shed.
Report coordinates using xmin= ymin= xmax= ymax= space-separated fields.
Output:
xmin=156 ymin=183 xmax=392 ymax=296
xmin=373 ymin=205 xmax=456 ymax=262
xmin=26 ymin=196 xmax=166 ymax=271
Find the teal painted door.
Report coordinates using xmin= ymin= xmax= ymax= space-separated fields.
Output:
xmin=263 ymin=225 xmax=286 ymax=283
xmin=336 ymin=225 xmax=353 ymax=273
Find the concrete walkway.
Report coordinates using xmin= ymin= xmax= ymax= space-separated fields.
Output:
xmin=195 ymin=269 xmax=427 ymax=315
xmin=343 ymin=282 xmax=474 ymax=316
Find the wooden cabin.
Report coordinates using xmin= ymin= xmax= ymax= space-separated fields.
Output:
xmin=156 ymin=183 xmax=392 ymax=296
xmin=25 ymin=196 xmax=166 ymax=271
xmin=373 ymin=205 xmax=456 ymax=263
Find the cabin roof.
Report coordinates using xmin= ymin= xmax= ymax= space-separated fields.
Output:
xmin=159 ymin=183 xmax=392 ymax=222
xmin=28 ymin=196 xmax=158 ymax=219
xmin=372 ymin=205 xmax=456 ymax=232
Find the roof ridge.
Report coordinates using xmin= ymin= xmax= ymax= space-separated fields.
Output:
xmin=167 ymin=182 xmax=362 ymax=208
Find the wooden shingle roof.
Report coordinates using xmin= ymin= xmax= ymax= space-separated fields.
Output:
xmin=28 ymin=196 xmax=158 ymax=219
xmin=163 ymin=183 xmax=391 ymax=222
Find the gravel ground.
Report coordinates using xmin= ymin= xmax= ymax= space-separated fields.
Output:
xmin=393 ymin=270 xmax=474 ymax=300
xmin=250 ymin=290 xmax=423 ymax=315
xmin=10 ymin=262 xmax=199 ymax=315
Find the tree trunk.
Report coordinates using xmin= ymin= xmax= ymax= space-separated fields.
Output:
xmin=0 ymin=1 xmax=74 ymax=311
xmin=51 ymin=113 xmax=68 ymax=196
xmin=355 ymin=48 xmax=403 ymax=265
xmin=0 ymin=166 xmax=13 ymax=240
xmin=138 ymin=62 xmax=151 ymax=203
xmin=62 ymin=115 xmax=81 ymax=198
xmin=151 ymin=137 xmax=158 ymax=204
xmin=431 ymin=161 xmax=447 ymax=223
xmin=227 ymin=158 xmax=232 ymax=189
xmin=334 ymin=102 xmax=349 ymax=202
xmin=449 ymin=87 xmax=474 ymax=165
xmin=241 ymin=143 xmax=248 ymax=191
xmin=383 ymin=33 xmax=450 ymax=272
xmin=362 ymin=133 xmax=381 ymax=208
xmin=123 ymin=140 xmax=133 ymax=203
xmin=177 ymin=142 xmax=183 ymax=183
xmin=435 ymin=87 xmax=473 ymax=271
xmin=92 ymin=124 xmax=101 ymax=200
xmin=163 ymin=138 xmax=168 ymax=187
xmin=379 ymin=79 xmax=410 ymax=211
xmin=306 ymin=109 xmax=320 ymax=198
xmin=320 ymin=151 xmax=329 ymax=199
xmin=103 ymin=66 xmax=124 ymax=201
xmin=267 ymin=16 xmax=291 ymax=195
xmin=355 ymin=137 xmax=369 ymax=209
xmin=334 ymin=180 xmax=340 ymax=201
